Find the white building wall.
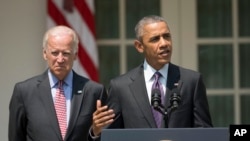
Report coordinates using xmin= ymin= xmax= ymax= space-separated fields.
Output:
xmin=0 ymin=1 xmax=47 ymax=140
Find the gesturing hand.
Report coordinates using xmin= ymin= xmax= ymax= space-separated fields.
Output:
xmin=91 ymin=100 xmax=115 ymax=136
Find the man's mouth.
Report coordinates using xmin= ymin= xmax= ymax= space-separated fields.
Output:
xmin=160 ymin=50 xmax=170 ymax=56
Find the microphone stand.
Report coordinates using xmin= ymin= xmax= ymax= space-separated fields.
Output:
xmin=151 ymin=85 xmax=181 ymax=128
xmin=153 ymin=104 xmax=171 ymax=128
xmin=153 ymin=95 xmax=181 ymax=128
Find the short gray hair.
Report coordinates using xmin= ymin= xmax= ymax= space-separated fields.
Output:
xmin=135 ymin=15 xmax=168 ymax=42
xmin=42 ymin=25 xmax=79 ymax=53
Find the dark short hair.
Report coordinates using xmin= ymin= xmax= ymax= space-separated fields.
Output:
xmin=134 ymin=15 xmax=168 ymax=42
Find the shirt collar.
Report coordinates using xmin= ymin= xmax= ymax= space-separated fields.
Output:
xmin=143 ymin=60 xmax=169 ymax=82
xmin=48 ymin=70 xmax=73 ymax=88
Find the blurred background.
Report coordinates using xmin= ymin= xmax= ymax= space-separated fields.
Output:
xmin=0 ymin=0 xmax=249 ymax=140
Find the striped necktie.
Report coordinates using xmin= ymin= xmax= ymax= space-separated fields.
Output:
xmin=54 ymin=80 xmax=67 ymax=140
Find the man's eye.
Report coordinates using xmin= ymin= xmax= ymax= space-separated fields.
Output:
xmin=163 ymin=34 xmax=171 ymax=39
xmin=150 ymin=37 xmax=159 ymax=42
xmin=63 ymin=52 xmax=71 ymax=56
xmin=51 ymin=52 xmax=59 ymax=56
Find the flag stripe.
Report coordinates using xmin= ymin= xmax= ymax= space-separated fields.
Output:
xmin=48 ymin=0 xmax=69 ymax=26
xmin=50 ymin=0 xmax=98 ymax=67
xmin=78 ymin=45 xmax=99 ymax=81
xmin=48 ymin=0 xmax=99 ymax=81
xmin=74 ymin=0 xmax=96 ymax=38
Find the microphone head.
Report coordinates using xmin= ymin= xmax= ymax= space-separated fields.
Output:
xmin=151 ymin=88 xmax=161 ymax=108
xmin=170 ymin=88 xmax=181 ymax=110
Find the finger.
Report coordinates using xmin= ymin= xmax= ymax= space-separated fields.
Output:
xmin=93 ymin=110 xmax=115 ymax=124
xmin=93 ymin=109 xmax=114 ymax=121
xmin=94 ymin=113 xmax=115 ymax=127
xmin=95 ymin=119 xmax=114 ymax=128
xmin=94 ymin=106 xmax=109 ymax=115
xmin=95 ymin=100 xmax=108 ymax=113
xmin=96 ymin=99 xmax=101 ymax=109
xmin=96 ymin=109 xmax=114 ymax=119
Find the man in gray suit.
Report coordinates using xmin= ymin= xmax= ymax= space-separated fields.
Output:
xmin=8 ymin=25 xmax=107 ymax=141
xmin=90 ymin=15 xmax=213 ymax=138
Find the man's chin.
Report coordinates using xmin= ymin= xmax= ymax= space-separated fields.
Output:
xmin=54 ymin=67 xmax=66 ymax=72
xmin=159 ymin=59 xmax=170 ymax=64
xmin=51 ymin=68 xmax=67 ymax=75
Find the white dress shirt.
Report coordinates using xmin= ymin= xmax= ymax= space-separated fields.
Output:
xmin=143 ymin=60 xmax=169 ymax=103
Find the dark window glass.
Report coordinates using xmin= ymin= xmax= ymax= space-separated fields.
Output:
xmin=95 ymin=0 xmax=119 ymax=39
xmin=241 ymin=95 xmax=250 ymax=124
xmin=99 ymin=46 xmax=120 ymax=87
xmin=126 ymin=0 xmax=160 ymax=39
xmin=239 ymin=44 xmax=250 ymax=88
xmin=198 ymin=44 xmax=233 ymax=88
xmin=208 ymin=95 xmax=234 ymax=127
xmin=197 ymin=0 xmax=232 ymax=37
xmin=238 ymin=0 xmax=250 ymax=37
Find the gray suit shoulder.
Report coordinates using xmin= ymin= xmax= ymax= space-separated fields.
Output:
xmin=110 ymin=65 xmax=142 ymax=82
xmin=14 ymin=73 xmax=46 ymax=87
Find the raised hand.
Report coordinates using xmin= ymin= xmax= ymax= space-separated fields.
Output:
xmin=91 ymin=100 xmax=115 ymax=136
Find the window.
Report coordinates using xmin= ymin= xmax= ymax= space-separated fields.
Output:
xmin=197 ymin=0 xmax=250 ymax=126
xmin=95 ymin=0 xmax=160 ymax=88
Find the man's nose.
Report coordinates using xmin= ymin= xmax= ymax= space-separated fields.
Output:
xmin=57 ymin=53 xmax=65 ymax=62
xmin=159 ymin=37 xmax=168 ymax=46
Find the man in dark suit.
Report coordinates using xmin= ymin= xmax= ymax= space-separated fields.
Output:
xmin=90 ymin=15 xmax=213 ymax=138
xmin=8 ymin=25 xmax=108 ymax=141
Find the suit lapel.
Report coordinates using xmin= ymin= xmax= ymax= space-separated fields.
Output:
xmin=65 ymin=72 xmax=87 ymax=139
xmin=37 ymin=71 xmax=62 ymax=139
xmin=165 ymin=63 xmax=183 ymax=110
xmin=129 ymin=65 xmax=156 ymax=128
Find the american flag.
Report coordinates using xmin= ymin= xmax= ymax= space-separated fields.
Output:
xmin=47 ymin=0 xmax=99 ymax=82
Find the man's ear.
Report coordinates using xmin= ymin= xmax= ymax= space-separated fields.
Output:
xmin=43 ymin=49 xmax=47 ymax=60
xmin=134 ymin=40 xmax=144 ymax=53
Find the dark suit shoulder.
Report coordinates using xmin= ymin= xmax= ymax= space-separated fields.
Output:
xmin=84 ymin=79 xmax=105 ymax=89
xmin=73 ymin=71 xmax=104 ymax=88
xmin=170 ymin=63 xmax=201 ymax=78
xmin=15 ymin=72 xmax=47 ymax=87
xmin=110 ymin=65 xmax=142 ymax=83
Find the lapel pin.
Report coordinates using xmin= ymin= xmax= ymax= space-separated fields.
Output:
xmin=77 ymin=90 xmax=83 ymax=94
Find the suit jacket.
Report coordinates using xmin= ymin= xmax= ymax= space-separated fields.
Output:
xmin=9 ymin=70 xmax=107 ymax=141
xmin=107 ymin=63 xmax=212 ymax=129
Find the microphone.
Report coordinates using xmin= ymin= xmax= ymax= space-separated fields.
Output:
xmin=170 ymin=86 xmax=181 ymax=110
xmin=151 ymin=88 xmax=162 ymax=109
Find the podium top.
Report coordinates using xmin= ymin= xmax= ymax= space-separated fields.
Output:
xmin=101 ymin=128 xmax=229 ymax=141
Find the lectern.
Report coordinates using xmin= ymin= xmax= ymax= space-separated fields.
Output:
xmin=101 ymin=128 xmax=229 ymax=141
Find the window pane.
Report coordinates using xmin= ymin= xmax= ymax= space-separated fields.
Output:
xmin=127 ymin=46 xmax=144 ymax=71
xmin=239 ymin=44 xmax=250 ymax=88
xmin=241 ymin=95 xmax=250 ymax=124
xmin=198 ymin=44 xmax=233 ymax=88
xmin=99 ymin=46 xmax=120 ymax=88
xmin=238 ymin=0 xmax=250 ymax=37
xmin=197 ymin=0 xmax=232 ymax=37
xmin=208 ymin=95 xmax=234 ymax=127
xmin=95 ymin=0 xmax=119 ymax=39
xmin=126 ymin=0 xmax=160 ymax=39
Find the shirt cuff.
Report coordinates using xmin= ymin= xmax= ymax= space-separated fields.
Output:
xmin=89 ymin=128 xmax=100 ymax=139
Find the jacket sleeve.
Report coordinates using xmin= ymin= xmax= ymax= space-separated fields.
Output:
xmin=9 ymin=83 xmax=27 ymax=141
xmin=193 ymin=74 xmax=213 ymax=127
